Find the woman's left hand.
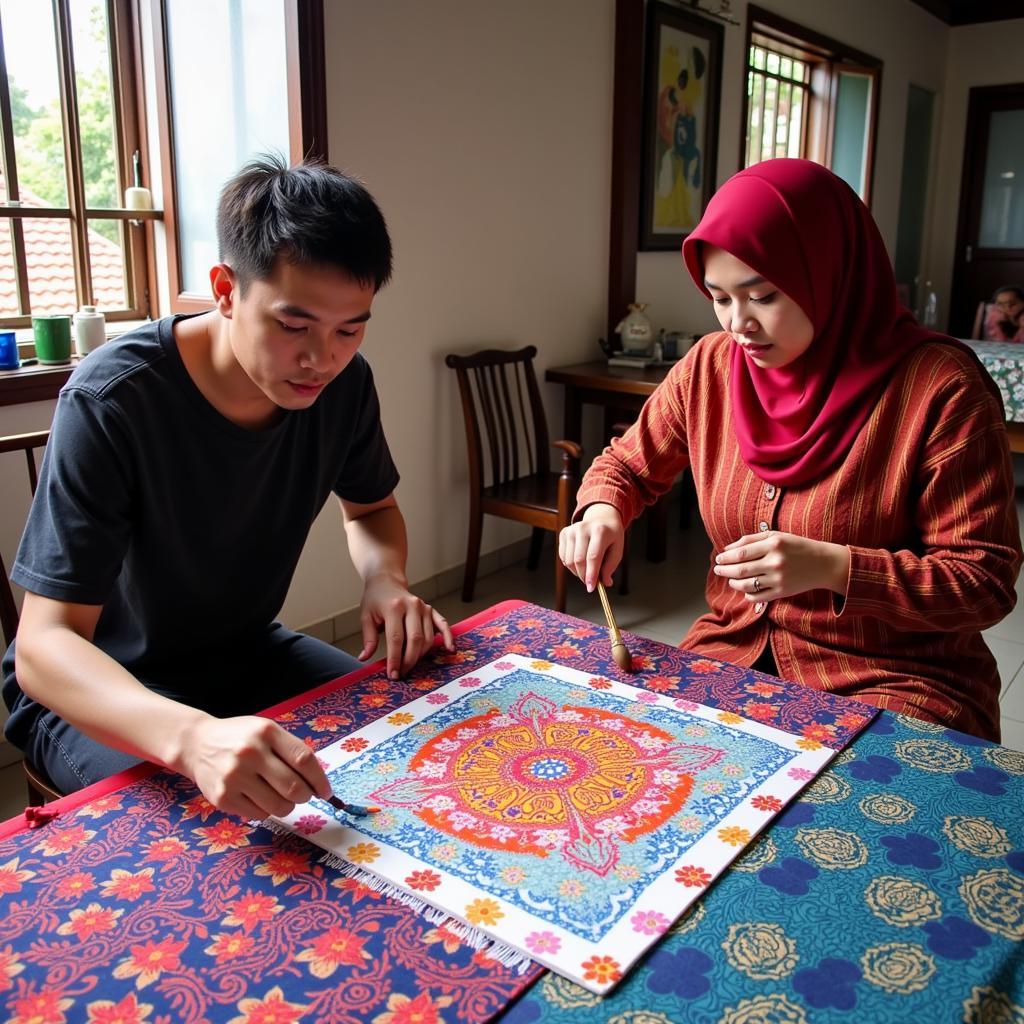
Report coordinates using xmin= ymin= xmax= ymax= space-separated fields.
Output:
xmin=713 ymin=531 xmax=850 ymax=603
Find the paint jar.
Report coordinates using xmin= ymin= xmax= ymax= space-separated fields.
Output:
xmin=74 ymin=305 xmax=106 ymax=356
xmin=0 ymin=330 xmax=19 ymax=370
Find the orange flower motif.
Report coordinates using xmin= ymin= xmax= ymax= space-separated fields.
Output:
xmin=835 ymin=711 xmax=869 ymax=729
xmin=0 ymin=944 xmax=25 ymax=993
xmin=193 ymin=819 xmax=253 ymax=854
xmin=332 ymin=877 xmax=383 ymax=902
xmin=8 ymin=990 xmax=75 ymax=1024
xmin=141 ymin=837 xmax=189 ymax=863
xmin=581 ymin=954 xmax=622 ymax=985
xmin=369 ymin=678 xmax=393 ymax=692
xmin=504 ymin=643 xmax=530 ymax=655
xmin=436 ymin=649 xmax=475 ymax=664
xmin=742 ymin=701 xmax=778 ymax=722
xmin=801 ymin=723 xmax=836 ymax=742
xmin=386 ymin=712 xmax=415 ymax=726
xmin=340 ymin=737 xmax=370 ymax=753
xmin=296 ymin=926 xmax=372 ymax=978
xmin=588 ymin=677 xmax=612 ymax=690
xmin=413 ymin=678 xmax=440 ymax=691
xmin=223 ymin=891 xmax=282 ymax=933
xmin=361 ymin=694 xmax=390 ymax=708
xmin=674 ymin=865 xmax=712 ymax=887
xmin=796 ymin=737 xmax=823 ymax=751
xmin=226 ymin=985 xmax=307 ymax=1024
xmin=529 ymin=660 xmax=553 ymax=671
xmin=405 ymin=869 xmax=441 ymax=891
xmin=718 ymin=826 xmax=752 ymax=846
xmin=57 ymin=902 xmax=123 ymax=941
xmin=644 ymin=675 xmax=678 ymax=693
xmin=113 ymin=937 xmax=187 ymax=989
xmin=747 ymin=680 xmax=783 ymax=697
xmin=422 ymin=925 xmax=461 ymax=954
xmin=631 ymin=655 xmax=654 ymax=671
xmin=33 ymin=823 xmax=94 ymax=857
xmin=0 ymin=857 xmax=36 ymax=896
xmin=254 ymin=851 xmax=310 ymax=885
xmin=690 ymin=659 xmax=721 ymax=674
xmin=751 ymin=795 xmax=783 ymax=812
xmin=76 ymin=794 xmax=125 ymax=818
xmin=179 ymin=795 xmax=217 ymax=821
xmin=85 ymin=992 xmax=152 ymax=1024
xmin=548 ymin=643 xmax=581 ymax=660
xmin=309 ymin=714 xmax=345 ymax=732
xmin=205 ymin=931 xmax=257 ymax=963
xmin=465 ymin=898 xmax=504 ymax=926
xmin=101 ymin=868 xmax=156 ymax=901
xmin=346 ymin=842 xmax=381 ymax=865
xmin=480 ymin=625 xmax=509 ymax=638
xmin=517 ymin=618 xmax=544 ymax=629
xmin=717 ymin=712 xmax=743 ymax=725
xmin=371 ymin=991 xmax=455 ymax=1024
xmin=55 ymin=871 xmax=96 ymax=899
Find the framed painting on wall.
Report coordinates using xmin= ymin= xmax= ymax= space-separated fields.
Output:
xmin=640 ymin=1 xmax=724 ymax=251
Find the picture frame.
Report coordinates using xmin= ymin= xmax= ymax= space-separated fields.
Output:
xmin=640 ymin=1 xmax=724 ymax=251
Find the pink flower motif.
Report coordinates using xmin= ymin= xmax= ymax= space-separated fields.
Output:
xmin=630 ymin=909 xmax=670 ymax=935
xmin=425 ymin=693 xmax=450 ymax=704
xmin=636 ymin=691 xmax=659 ymax=704
xmin=316 ymin=757 xmax=330 ymax=770
xmin=788 ymin=767 xmax=815 ymax=781
xmin=674 ymin=699 xmax=699 ymax=711
xmin=292 ymin=814 xmax=327 ymax=835
xmin=525 ymin=930 xmax=562 ymax=955
xmin=494 ymin=661 xmax=516 ymax=670
xmin=459 ymin=676 xmax=483 ymax=688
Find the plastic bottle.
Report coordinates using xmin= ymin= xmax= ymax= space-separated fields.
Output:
xmin=73 ymin=304 xmax=106 ymax=356
xmin=922 ymin=283 xmax=938 ymax=328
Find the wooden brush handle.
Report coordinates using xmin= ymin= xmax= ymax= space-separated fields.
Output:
xmin=596 ymin=582 xmax=622 ymax=641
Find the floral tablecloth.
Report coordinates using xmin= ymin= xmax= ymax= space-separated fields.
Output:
xmin=964 ymin=339 xmax=1024 ymax=422
xmin=0 ymin=601 xmax=1020 ymax=1023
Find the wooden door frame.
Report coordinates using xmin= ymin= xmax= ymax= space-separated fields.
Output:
xmin=950 ymin=81 xmax=1024 ymax=337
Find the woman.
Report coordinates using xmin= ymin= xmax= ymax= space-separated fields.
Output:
xmin=560 ymin=159 xmax=1021 ymax=741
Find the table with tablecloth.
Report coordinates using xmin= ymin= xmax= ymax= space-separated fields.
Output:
xmin=0 ymin=600 xmax=1021 ymax=1023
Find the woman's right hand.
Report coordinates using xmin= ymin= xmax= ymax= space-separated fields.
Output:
xmin=558 ymin=503 xmax=625 ymax=592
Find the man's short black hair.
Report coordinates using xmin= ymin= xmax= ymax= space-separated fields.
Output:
xmin=216 ymin=154 xmax=392 ymax=293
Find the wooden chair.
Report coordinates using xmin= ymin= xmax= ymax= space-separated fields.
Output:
xmin=0 ymin=430 xmax=63 ymax=805
xmin=446 ymin=347 xmax=582 ymax=613
xmin=971 ymin=301 xmax=989 ymax=340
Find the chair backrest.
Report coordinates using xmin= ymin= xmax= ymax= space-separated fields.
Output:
xmin=0 ymin=430 xmax=49 ymax=648
xmin=444 ymin=346 xmax=550 ymax=491
xmin=971 ymin=301 xmax=989 ymax=340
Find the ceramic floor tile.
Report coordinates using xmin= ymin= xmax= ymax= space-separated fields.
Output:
xmin=986 ymin=635 xmax=1024 ymax=697
xmin=998 ymin=661 xmax=1024 ymax=720
xmin=998 ymin=715 xmax=1024 ymax=753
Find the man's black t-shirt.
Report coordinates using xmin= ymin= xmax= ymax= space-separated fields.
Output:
xmin=2 ymin=315 xmax=398 ymax=744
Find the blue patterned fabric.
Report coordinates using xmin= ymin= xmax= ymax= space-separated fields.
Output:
xmin=495 ymin=712 xmax=1024 ymax=1023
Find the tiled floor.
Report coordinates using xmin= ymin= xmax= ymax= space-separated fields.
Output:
xmin=2 ymin=495 xmax=1022 ymax=822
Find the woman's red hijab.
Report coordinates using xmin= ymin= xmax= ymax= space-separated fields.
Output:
xmin=682 ymin=159 xmax=991 ymax=487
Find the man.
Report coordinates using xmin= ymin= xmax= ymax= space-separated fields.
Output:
xmin=3 ymin=155 xmax=452 ymax=820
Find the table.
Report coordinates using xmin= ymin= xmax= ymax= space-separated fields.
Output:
xmin=545 ymin=361 xmax=675 ymax=560
xmin=1 ymin=601 xmax=1021 ymax=1023
xmin=962 ymin=339 xmax=1024 ymax=453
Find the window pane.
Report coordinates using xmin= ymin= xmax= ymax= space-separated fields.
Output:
xmin=780 ymin=57 xmax=792 ymax=80
xmin=789 ymin=87 xmax=805 ymax=158
xmin=166 ymin=0 xmax=290 ymax=294
xmin=746 ymin=73 xmax=764 ymax=167
xmin=69 ymin=0 xmax=121 ymax=209
xmin=766 ymin=51 xmax=780 ymax=76
xmin=762 ymin=78 xmax=778 ymax=163
xmin=978 ymin=109 xmax=1024 ymax=249
xmin=793 ymin=59 xmax=808 ymax=82
xmin=832 ymin=71 xmax=872 ymax=198
xmin=752 ymin=47 xmax=766 ymax=71
xmin=0 ymin=216 xmax=20 ymax=316
xmin=87 ymin=218 xmax=127 ymax=309
xmin=23 ymin=217 xmax=77 ymax=314
xmin=0 ymin=0 xmax=68 ymax=207
xmin=776 ymin=81 xmax=792 ymax=157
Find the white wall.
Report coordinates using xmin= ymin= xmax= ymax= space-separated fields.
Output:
xmin=929 ymin=19 xmax=1024 ymax=328
xmin=278 ymin=0 xmax=616 ymax=627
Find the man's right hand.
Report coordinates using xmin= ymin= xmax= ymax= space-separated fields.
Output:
xmin=558 ymin=503 xmax=626 ymax=592
xmin=177 ymin=715 xmax=333 ymax=820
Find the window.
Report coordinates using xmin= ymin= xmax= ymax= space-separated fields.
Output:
xmin=741 ymin=6 xmax=881 ymax=202
xmin=0 ymin=0 xmax=154 ymax=329
xmin=146 ymin=0 xmax=327 ymax=311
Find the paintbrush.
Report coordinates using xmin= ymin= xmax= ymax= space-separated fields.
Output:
xmin=596 ymin=581 xmax=633 ymax=672
xmin=327 ymin=794 xmax=381 ymax=817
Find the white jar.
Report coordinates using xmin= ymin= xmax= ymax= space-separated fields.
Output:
xmin=74 ymin=305 xmax=106 ymax=356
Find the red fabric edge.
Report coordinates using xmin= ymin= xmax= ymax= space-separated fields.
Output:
xmin=0 ymin=601 xmax=528 ymax=842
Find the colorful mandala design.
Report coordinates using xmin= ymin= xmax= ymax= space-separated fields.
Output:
xmin=370 ymin=691 xmax=725 ymax=876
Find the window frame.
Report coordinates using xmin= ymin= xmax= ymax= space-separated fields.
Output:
xmin=0 ymin=0 xmax=157 ymax=329
xmin=739 ymin=6 xmax=881 ymax=205
xmin=147 ymin=0 xmax=327 ymax=313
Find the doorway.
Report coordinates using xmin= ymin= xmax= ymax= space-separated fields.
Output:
xmin=950 ymin=82 xmax=1024 ymax=338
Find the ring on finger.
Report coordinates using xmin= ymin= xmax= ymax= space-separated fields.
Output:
xmin=752 ymin=577 xmax=762 ymax=593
